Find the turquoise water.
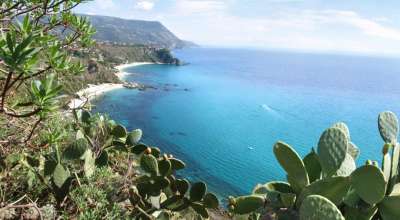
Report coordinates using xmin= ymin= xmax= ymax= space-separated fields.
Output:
xmin=93 ymin=48 xmax=400 ymax=198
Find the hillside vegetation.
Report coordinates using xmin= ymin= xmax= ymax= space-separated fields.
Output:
xmin=83 ymin=14 xmax=195 ymax=49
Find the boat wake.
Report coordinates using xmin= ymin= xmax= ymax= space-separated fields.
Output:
xmin=261 ymin=104 xmax=274 ymax=112
xmin=261 ymin=103 xmax=301 ymax=120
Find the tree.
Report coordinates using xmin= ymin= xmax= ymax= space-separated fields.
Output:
xmin=0 ymin=0 xmax=95 ymax=143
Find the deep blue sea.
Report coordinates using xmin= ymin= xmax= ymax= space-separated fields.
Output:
xmin=93 ymin=47 xmax=400 ymax=199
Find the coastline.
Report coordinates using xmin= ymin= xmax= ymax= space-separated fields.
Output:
xmin=114 ymin=62 xmax=154 ymax=80
xmin=67 ymin=62 xmax=153 ymax=109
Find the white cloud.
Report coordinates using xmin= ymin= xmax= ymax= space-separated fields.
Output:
xmin=135 ymin=1 xmax=155 ymax=11
xmin=174 ymin=0 xmax=226 ymax=15
xmin=304 ymin=10 xmax=400 ymax=41
xmin=165 ymin=6 xmax=400 ymax=55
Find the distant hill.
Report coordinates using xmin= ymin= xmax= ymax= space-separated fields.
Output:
xmin=81 ymin=14 xmax=195 ymax=49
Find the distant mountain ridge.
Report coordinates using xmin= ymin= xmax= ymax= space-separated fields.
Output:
xmin=81 ymin=14 xmax=195 ymax=49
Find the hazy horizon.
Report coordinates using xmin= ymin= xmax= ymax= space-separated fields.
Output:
xmin=76 ymin=0 xmax=400 ymax=56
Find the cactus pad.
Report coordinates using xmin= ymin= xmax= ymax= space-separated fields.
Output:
xmin=83 ymin=149 xmax=95 ymax=178
xmin=351 ymin=165 xmax=386 ymax=205
xmin=175 ymin=179 xmax=190 ymax=195
xmin=203 ymin=193 xmax=219 ymax=209
xmin=253 ymin=181 xmax=293 ymax=195
xmin=63 ymin=138 xmax=88 ymax=160
xmin=347 ymin=142 xmax=360 ymax=160
xmin=332 ymin=122 xmax=350 ymax=140
xmin=253 ymin=181 xmax=294 ymax=208
xmin=190 ymin=202 xmax=209 ymax=218
xmin=140 ymin=154 xmax=159 ymax=176
xmin=378 ymin=111 xmax=399 ymax=144
xmin=378 ymin=195 xmax=400 ymax=220
xmin=53 ymin=164 xmax=70 ymax=188
xmin=232 ymin=195 xmax=265 ymax=215
xmin=126 ymin=129 xmax=142 ymax=146
xmin=95 ymin=151 xmax=108 ymax=167
xmin=170 ymin=158 xmax=185 ymax=170
xmin=273 ymin=141 xmax=309 ymax=190
xmin=158 ymin=158 xmax=171 ymax=176
xmin=303 ymin=150 xmax=322 ymax=183
xmin=336 ymin=153 xmax=356 ymax=177
xmin=317 ymin=128 xmax=348 ymax=176
xmin=190 ymin=182 xmax=206 ymax=201
xmin=111 ymin=124 xmax=127 ymax=138
xmin=300 ymin=195 xmax=345 ymax=220
xmin=297 ymin=176 xmax=351 ymax=208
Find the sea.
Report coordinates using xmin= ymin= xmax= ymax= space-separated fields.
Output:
xmin=93 ymin=47 xmax=400 ymax=200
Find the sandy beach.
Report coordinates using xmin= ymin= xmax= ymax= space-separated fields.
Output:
xmin=115 ymin=62 xmax=154 ymax=79
xmin=68 ymin=62 xmax=153 ymax=109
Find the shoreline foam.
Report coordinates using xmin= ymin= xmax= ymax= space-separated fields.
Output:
xmin=68 ymin=62 xmax=155 ymax=109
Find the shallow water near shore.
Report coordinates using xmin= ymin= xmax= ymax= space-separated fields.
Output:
xmin=93 ymin=48 xmax=400 ymax=199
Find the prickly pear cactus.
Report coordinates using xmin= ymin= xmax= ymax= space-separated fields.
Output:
xmin=111 ymin=124 xmax=127 ymax=138
xmin=378 ymin=111 xmax=399 ymax=144
xmin=229 ymin=195 xmax=265 ymax=215
xmin=332 ymin=122 xmax=350 ymax=140
xmin=351 ymin=165 xmax=386 ymax=205
xmin=273 ymin=141 xmax=309 ymax=192
xmin=378 ymin=195 xmax=400 ymax=220
xmin=126 ymin=129 xmax=142 ymax=146
xmin=317 ymin=128 xmax=348 ymax=176
xmin=299 ymin=195 xmax=345 ymax=220
xmin=389 ymin=144 xmax=400 ymax=193
xmin=297 ymin=176 xmax=350 ymax=207
xmin=347 ymin=142 xmax=360 ymax=160
xmin=253 ymin=181 xmax=294 ymax=208
xmin=336 ymin=153 xmax=356 ymax=177
xmin=303 ymin=149 xmax=322 ymax=183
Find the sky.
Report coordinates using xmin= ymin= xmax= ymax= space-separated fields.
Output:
xmin=75 ymin=0 xmax=400 ymax=55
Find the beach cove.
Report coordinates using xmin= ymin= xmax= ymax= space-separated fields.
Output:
xmin=92 ymin=47 xmax=400 ymax=198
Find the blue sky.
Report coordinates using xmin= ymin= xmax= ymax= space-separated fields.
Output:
xmin=75 ymin=0 xmax=400 ymax=55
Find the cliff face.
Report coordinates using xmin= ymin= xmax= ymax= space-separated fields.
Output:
xmin=93 ymin=44 xmax=180 ymax=65
xmin=82 ymin=14 xmax=195 ymax=49
xmin=62 ymin=44 xmax=180 ymax=94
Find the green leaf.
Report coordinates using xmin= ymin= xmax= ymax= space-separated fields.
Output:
xmin=53 ymin=164 xmax=70 ymax=188
xmin=190 ymin=182 xmax=207 ymax=201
